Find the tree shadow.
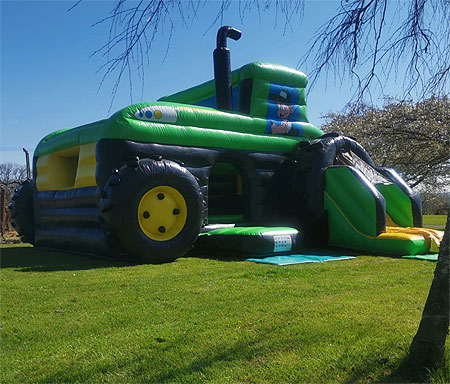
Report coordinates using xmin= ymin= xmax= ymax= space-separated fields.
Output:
xmin=39 ymin=333 xmax=263 ymax=383
xmin=37 ymin=321 xmax=439 ymax=383
xmin=0 ymin=245 xmax=134 ymax=272
xmin=341 ymin=349 xmax=441 ymax=383
xmin=373 ymin=353 xmax=440 ymax=383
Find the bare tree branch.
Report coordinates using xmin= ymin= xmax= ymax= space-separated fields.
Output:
xmin=69 ymin=0 xmax=449 ymax=106
xmin=301 ymin=0 xmax=450 ymax=103
xmin=71 ymin=0 xmax=305 ymax=111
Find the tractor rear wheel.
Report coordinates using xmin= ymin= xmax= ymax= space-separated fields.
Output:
xmin=100 ymin=159 xmax=203 ymax=263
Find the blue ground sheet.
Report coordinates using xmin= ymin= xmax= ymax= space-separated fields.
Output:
xmin=246 ymin=254 xmax=355 ymax=266
xmin=402 ymin=254 xmax=438 ymax=262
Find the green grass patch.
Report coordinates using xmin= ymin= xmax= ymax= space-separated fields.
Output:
xmin=423 ymin=214 xmax=447 ymax=230
xmin=1 ymin=244 xmax=448 ymax=383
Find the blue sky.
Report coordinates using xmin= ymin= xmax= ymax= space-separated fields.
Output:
xmin=1 ymin=0 xmax=406 ymax=165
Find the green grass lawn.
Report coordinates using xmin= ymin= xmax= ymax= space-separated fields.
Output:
xmin=423 ymin=214 xmax=448 ymax=230
xmin=1 ymin=244 xmax=448 ymax=383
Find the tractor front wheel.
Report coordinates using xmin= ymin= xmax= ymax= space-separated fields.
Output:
xmin=8 ymin=180 xmax=35 ymax=244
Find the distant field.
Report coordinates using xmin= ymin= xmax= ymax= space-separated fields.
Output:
xmin=1 ymin=244 xmax=448 ymax=383
xmin=423 ymin=214 xmax=447 ymax=230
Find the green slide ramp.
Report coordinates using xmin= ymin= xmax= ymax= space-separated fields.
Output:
xmin=375 ymin=183 xmax=414 ymax=227
xmin=324 ymin=166 xmax=429 ymax=255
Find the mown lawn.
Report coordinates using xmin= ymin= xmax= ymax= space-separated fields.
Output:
xmin=1 ymin=244 xmax=448 ymax=383
xmin=423 ymin=214 xmax=447 ymax=230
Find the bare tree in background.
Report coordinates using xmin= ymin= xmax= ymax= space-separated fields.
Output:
xmin=0 ymin=163 xmax=27 ymax=231
xmin=0 ymin=163 xmax=27 ymax=199
xmin=321 ymin=96 xmax=450 ymax=190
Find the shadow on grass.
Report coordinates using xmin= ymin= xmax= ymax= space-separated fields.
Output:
xmin=186 ymin=248 xmax=251 ymax=262
xmin=1 ymin=242 xmax=405 ymax=274
xmin=0 ymin=245 xmax=134 ymax=272
xmin=345 ymin=351 xmax=446 ymax=383
xmin=374 ymin=355 xmax=441 ymax=383
xmin=187 ymin=245 xmax=363 ymax=263
xmin=39 ymin=336 xmax=262 ymax=383
xmin=37 ymin=327 xmax=442 ymax=384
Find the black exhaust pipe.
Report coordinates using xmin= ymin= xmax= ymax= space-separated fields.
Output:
xmin=213 ymin=26 xmax=242 ymax=111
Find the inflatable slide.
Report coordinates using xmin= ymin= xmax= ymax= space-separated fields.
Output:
xmin=298 ymin=134 xmax=442 ymax=255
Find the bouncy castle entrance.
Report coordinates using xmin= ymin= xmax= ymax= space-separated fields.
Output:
xmin=208 ymin=162 xmax=244 ymax=224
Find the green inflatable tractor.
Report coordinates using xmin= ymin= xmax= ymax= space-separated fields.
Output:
xmin=10 ymin=27 xmax=443 ymax=263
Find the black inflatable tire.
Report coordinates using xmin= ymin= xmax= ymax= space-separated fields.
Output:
xmin=8 ymin=180 xmax=35 ymax=244
xmin=100 ymin=159 xmax=203 ymax=263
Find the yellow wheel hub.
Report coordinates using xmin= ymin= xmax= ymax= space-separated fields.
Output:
xmin=138 ymin=186 xmax=187 ymax=241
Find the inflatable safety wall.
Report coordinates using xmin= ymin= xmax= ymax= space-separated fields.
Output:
xmin=159 ymin=62 xmax=312 ymax=137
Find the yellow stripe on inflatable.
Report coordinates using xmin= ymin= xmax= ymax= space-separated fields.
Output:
xmin=36 ymin=143 xmax=97 ymax=191
xmin=74 ymin=142 xmax=97 ymax=188
xmin=386 ymin=226 xmax=443 ymax=253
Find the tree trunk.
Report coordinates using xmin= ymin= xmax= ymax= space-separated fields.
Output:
xmin=408 ymin=215 xmax=449 ymax=372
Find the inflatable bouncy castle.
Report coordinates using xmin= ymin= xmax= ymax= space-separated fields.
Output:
xmin=10 ymin=27 xmax=443 ymax=263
